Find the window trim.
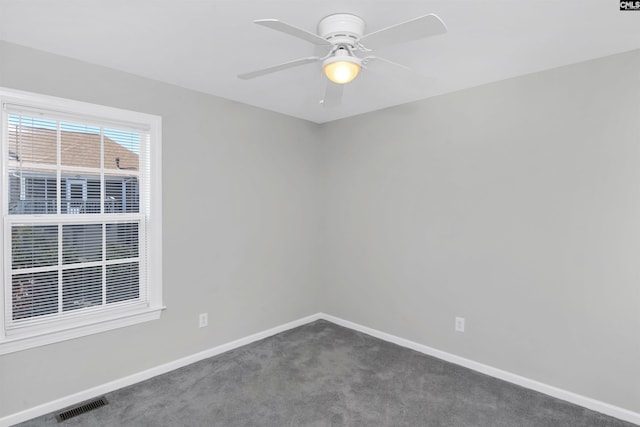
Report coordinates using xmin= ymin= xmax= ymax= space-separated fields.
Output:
xmin=0 ymin=87 xmax=164 ymax=355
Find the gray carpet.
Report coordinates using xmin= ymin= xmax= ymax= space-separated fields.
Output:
xmin=18 ymin=320 xmax=637 ymax=426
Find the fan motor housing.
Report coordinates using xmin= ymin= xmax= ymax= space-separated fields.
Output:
xmin=318 ymin=13 xmax=366 ymax=45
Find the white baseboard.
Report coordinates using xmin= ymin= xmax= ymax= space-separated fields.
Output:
xmin=3 ymin=312 xmax=639 ymax=426
xmin=318 ymin=313 xmax=640 ymax=426
xmin=0 ymin=313 xmax=322 ymax=427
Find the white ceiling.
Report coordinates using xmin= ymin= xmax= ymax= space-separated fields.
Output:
xmin=1 ymin=1 xmax=639 ymax=124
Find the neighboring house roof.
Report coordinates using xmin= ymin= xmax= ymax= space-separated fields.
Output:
xmin=7 ymin=127 xmax=139 ymax=171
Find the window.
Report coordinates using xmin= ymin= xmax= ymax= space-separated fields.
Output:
xmin=0 ymin=88 xmax=163 ymax=354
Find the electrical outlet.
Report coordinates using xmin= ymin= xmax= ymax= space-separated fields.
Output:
xmin=199 ymin=313 xmax=208 ymax=328
xmin=455 ymin=317 xmax=465 ymax=332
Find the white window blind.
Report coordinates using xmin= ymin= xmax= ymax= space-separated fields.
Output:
xmin=1 ymin=88 xmax=162 ymax=354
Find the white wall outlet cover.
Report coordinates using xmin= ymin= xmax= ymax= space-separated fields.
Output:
xmin=199 ymin=313 xmax=208 ymax=328
xmin=455 ymin=317 xmax=465 ymax=332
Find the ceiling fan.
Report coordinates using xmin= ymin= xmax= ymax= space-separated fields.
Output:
xmin=238 ymin=13 xmax=447 ymax=107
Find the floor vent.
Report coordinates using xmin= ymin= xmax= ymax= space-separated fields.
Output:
xmin=55 ymin=396 xmax=108 ymax=422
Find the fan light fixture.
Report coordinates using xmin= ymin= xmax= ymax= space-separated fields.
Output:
xmin=323 ymin=50 xmax=361 ymax=84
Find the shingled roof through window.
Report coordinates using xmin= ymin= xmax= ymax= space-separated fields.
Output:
xmin=7 ymin=127 xmax=139 ymax=171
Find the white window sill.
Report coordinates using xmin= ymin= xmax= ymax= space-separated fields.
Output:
xmin=0 ymin=305 xmax=165 ymax=355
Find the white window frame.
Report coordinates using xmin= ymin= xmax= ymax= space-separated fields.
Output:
xmin=0 ymin=87 xmax=163 ymax=355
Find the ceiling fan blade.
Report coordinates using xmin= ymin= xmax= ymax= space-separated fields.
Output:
xmin=359 ymin=14 xmax=447 ymax=50
xmin=238 ymin=57 xmax=321 ymax=80
xmin=255 ymin=19 xmax=332 ymax=47
xmin=363 ymin=56 xmax=416 ymax=75
xmin=321 ymin=82 xmax=343 ymax=108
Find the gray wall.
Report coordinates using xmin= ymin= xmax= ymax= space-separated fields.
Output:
xmin=321 ymin=49 xmax=640 ymax=412
xmin=0 ymin=41 xmax=324 ymax=417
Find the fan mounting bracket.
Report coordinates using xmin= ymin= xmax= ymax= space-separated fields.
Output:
xmin=317 ymin=13 xmax=366 ymax=47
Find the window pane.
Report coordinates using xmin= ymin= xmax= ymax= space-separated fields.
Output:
xmin=60 ymin=122 xmax=101 ymax=168
xmin=107 ymin=262 xmax=139 ymax=304
xmin=105 ymin=176 xmax=139 ymax=213
xmin=12 ymin=225 xmax=58 ymax=269
xmin=8 ymin=169 xmax=57 ymax=214
xmin=106 ymin=223 xmax=138 ymax=260
xmin=63 ymin=224 xmax=102 ymax=265
xmin=7 ymin=115 xmax=57 ymax=167
xmin=62 ymin=266 xmax=103 ymax=311
xmin=60 ymin=173 xmax=101 ymax=214
xmin=104 ymin=128 xmax=139 ymax=171
xmin=12 ymin=271 xmax=59 ymax=321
